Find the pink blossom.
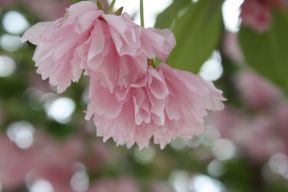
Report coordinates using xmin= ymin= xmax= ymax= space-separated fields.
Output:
xmin=223 ymin=32 xmax=244 ymax=64
xmin=265 ymin=0 xmax=286 ymax=8
xmin=22 ymin=1 xmax=224 ymax=149
xmin=22 ymin=1 xmax=175 ymax=93
xmin=88 ymin=178 xmax=139 ymax=192
xmin=22 ymin=1 xmax=101 ymax=93
xmin=0 ymin=0 xmax=70 ymax=19
xmin=213 ymin=107 xmax=286 ymax=162
xmin=83 ymin=16 xmax=175 ymax=91
xmin=236 ymin=70 xmax=281 ymax=109
xmin=241 ymin=0 xmax=272 ymax=32
xmin=0 ymin=131 xmax=110 ymax=191
xmin=0 ymin=134 xmax=80 ymax=190
xmin=0 ymin=135 xmax=37 ymax=189
xmin=24 ymin=0 xmax=71 ymax=20
xmin=149 ymin=184 xmax=175 ymax=192
xmin=237 ymin=116 xmax=284 ymax=162
xmin=86 ymin=63 xmax=225 ymax=149
xmin=240 ymin=0 xmax=286 ymax=32
xmin=0 ymin=0 xmax=15 ymax=8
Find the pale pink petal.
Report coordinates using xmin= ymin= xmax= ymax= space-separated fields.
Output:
xmin=87 ymin=63 xmax=225 ymax=149
xmin=21 ymin=22 xmax=52 ymax=44
xmin=141 ymin=28 xmax=176 ymax=61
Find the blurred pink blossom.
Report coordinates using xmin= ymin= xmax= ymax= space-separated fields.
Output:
xmin=82 ymin=142 xmax=111 ymax=171
xmin=236 ymin=70 xmax=281 ymax=109
xmin=0 ymin=135 xmax=37 ymax=189
xmin=223 ymin=32 xmax=244 ymax=64
xmin=86 ymin=63 xmax=225 ymax=149
xmin=23 ymin=0 xmax=71 ymax=20
xmin=0 ymin=134 xmax=79 ymax=190
xmin=239 ymin=116 xmax=284 ymax=162
xmin=88 ymin=178 xmax=139 ymax=192
xmin=149 ymin=183 xmax=175 ymax=192
xmin=0 ymin=132 xmax=109 ymax=191
xmin=0 ymin=0 xmax=15 ymax=8
xmin=241 ymin=0 xmax=272 ymax=32
xmin=213 ymin=107 xmax=287 ymax=162
xmin=240 ymin=0 xmax=285 ymax=32
xmin=0 ymin=0 xmax=70 ymax=20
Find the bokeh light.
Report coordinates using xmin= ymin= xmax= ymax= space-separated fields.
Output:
xmin=6 ymin=121 xmax=35 ymax=150
xmin=212 ymin=139 xmax=236 ymax=161
xmin=170 ymin=170 xmax=190 ymax=192
xmin=189 ymin=175 xmax=225 ymax=192
xmin=269 ymin=153 xmax=288 ymax=179
xmin=134 ymin=147 xmax=156 ymax=164
xmin=29 ymin=179 xmax=54 ymax=192
xmin=222 ymin=0 xmax=244 ymax=32
xmin=70 ymin=164 xmax=89 ymax=192
xmin=207 ymin=160 xmax=225 ymax=177
xmin=113 ymin=0 xmax=172 ymax=27
xmin=2 ymin=10 xmax=29 ymax=34
xmin=0 ymin=34 xmax=22 ymax=52
xmin=45 ymin=97 xmax=76 ymax=124
xmin=170 ymin=138 xmax=187 ymax=151
xmin=0 ymin=55 xmax=16 ymax=77
xmin=199 ymin=51 xmax=223 ymax=82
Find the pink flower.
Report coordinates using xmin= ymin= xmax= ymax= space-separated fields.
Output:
xmin=0 ymin=0 xmax=15 ymax=8
xmin=0 ymin=133 xmax=80 ymax=190
xmin=0 ymin=131 xmax=110 ymax=191
xmin=22 ymin=1 xmax=175 ymax=93
xmin=240 ymin=0 xmax=286 ymax=32
xmin=241 ymin=0 xmax=272 ymax=32
xmin=84 ymin=16 xmax=175 ymax=91
xmin=86 ymin=63 xmax=225 ymax=149
xmin=88 ymin=178 xmax=139 ymax=192
xmin=236 ymin=70 xmax=281 ymax=109
xmin=212 ymin=107 xmax=287 ymax=162
xmin=223 ymin=32 xmax=244 ymax=64
xmin=25 ymin=0 xmax=71 ymax=20
xmin=22 ymin=1 xmax=101 ymax=93
xmin=22 ymin=1 xmax=225 ymax=150
xmin=0 ymin=135 xmax=37 ymax=189
xmin=266 ymin=0 xmax=286 ymax=8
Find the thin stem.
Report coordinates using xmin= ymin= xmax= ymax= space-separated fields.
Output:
xmin=140 ymin=0 xmax=145 ymax=27
xmin=108 ymin=0 xmax=117 ymax=13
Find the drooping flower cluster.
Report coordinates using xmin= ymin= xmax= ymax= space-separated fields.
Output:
xmin=240 ymin=0 xmax=286 ymax=32
xmin=22 ymin=1 xmax=225 ymax=149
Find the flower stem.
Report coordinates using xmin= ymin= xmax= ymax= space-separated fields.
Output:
xmin=140 ymin=0 xmax=145 ymax=27
xmin=108 ymin=0 xmax=117 ymax=13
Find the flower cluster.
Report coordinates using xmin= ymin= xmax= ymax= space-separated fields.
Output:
xmin=22 ymin=1 xmax=225 ymax=149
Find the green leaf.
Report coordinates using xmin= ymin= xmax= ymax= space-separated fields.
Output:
xmin=239 ymin=11 xmax=288 ymax=92
xmin=155 ymin=0 xmax=191 ymax=29
xmin=168 ymin=0 xmax=223 ymax=73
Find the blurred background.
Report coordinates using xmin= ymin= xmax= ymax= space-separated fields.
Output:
xmin=1 ymin=0 xmax=288 ymax=191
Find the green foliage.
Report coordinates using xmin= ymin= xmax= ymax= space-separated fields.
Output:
xmin=239 ymin=11 xmax=288 ymax=93
xmin=157 ymin=0 xmax=223 ymax=73
xmin=155 ymin=0 xmax=191 ymax=29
